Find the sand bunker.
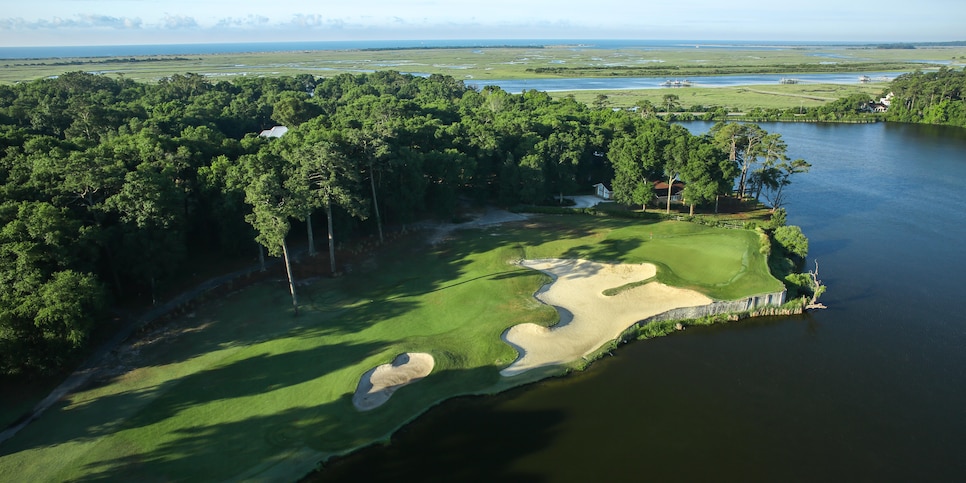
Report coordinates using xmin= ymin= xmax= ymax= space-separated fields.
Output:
xmin=501 ymin=259 xmax=713 ymax=377
xmin=353 ymin=353 xmax=435 ymax=411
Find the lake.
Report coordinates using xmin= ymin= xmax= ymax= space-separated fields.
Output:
xmin=309 ymin=121 xmax=966 ymax=482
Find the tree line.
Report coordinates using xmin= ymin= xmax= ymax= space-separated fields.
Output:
xmin=0 ymin=70 xmax=803 ymax=376
xmin=645 ymin=66 xmax=966 ymax=127
xmin=881 ymin=67 xmax=966 ymax=127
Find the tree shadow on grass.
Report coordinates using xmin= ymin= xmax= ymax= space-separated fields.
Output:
xmin=433 ymin=215 xmax=628 ymax=262
xmin=65 ymin=366 xmax=561 ymax=482
xmin=0 ymin=340 xmax=388 ymax=459
xmin=560 ymin=236 xmax=645 ymax=264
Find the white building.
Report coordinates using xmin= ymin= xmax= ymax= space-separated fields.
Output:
xmin=259 ymin=126 xmax=289 ymax=138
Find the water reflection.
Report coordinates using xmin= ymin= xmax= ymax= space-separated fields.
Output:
xmin=309 ymin=123 xmax=966 ymax=482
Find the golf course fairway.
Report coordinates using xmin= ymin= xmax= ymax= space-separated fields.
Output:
xmin=0 ymin=215 xmax=784 ymax=481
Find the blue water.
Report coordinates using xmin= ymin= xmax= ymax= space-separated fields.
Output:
xmin=311 ymin=122 xmax=966 ymax=482
xmin=0 ymin=39 xmax=875 ymax=60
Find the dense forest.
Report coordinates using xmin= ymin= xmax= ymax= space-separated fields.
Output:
xmin=880 ymin=67 xmax=966 ymax=127
xmin=0 ymin=69 xmax=837 ymax=376
xmin=671 ymin=66 xmax=966 ymax=127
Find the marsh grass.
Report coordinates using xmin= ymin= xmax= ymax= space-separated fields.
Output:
xmin=555 ymin=83 xmax=889 ymax=111
xmin=2 ymin=44 xmax=962 ymax=84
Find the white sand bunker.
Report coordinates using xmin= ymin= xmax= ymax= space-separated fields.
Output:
xmin=353 ymin=352 xmax=435 ymax=411
xmin=501 ymin=259 xmax=713 ymax=377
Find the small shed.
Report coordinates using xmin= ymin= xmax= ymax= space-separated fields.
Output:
xmin=593 ymin=183 xmax=612 ymax=200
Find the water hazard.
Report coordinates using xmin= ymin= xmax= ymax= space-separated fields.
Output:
xmin=310 ymin=122 xmax=966 ymax=482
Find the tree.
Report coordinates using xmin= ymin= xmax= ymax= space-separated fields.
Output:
xmin=636 ymin=99 xmax=656 ymax=118
xmin=749 ymin=133 xmax=790 ymax=201
xmin=761 ymin=159 xmax=811 ymax=211
xmin=288 ymin=140 xmax=367 ymax=275
xmin=106 ymin=162 xmax=187 ymax=304
xmin=630 ymin=181 xmax=656 ymax=211
xmin=662 ymin=124 xmax=691 ymax=213
xmin=608 ymin=119 xmax=668 ymax=210
xmin=271 ymin=93 xmax=321 ymax=128
xmin=710 ymin=122 xmax=765 ymax=198
xmin=539 ymin=120 xmax=587 ymax=204
xmin=0 ymin=201 xmax=107 ymax=374
xmin=679 ymin=138 xmax=736 ymax=215
xmin=662 ymin=93 xmax=680 ymax=115
xmin=34 ymin=270 xmax=108 ymax=350
xmin=593 ymin=94 xmax=610 ymax=111
xmin=774 ymin=225 xmax=809 ymax=259
xmin=239 ymin=149 xmax=304 ymax=315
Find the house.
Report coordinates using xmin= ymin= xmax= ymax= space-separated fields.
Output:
xmin=592 ymin=183 xmax=612 ymax=200
xmin=864 ymin=92 xmax=894 ymax=113
xmin=653 ymin=180 xmax=685 ymax=203
xmin=259 ymin=126 xmax=289 ymax=138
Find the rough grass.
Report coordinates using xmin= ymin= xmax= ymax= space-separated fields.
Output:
xmin=555 ymin=83 xmax=889 ymax=111
xmin=0 ymin=215 xmax=781 ymax=481
xmin=2 ymin=44 xmax=962 ymax=84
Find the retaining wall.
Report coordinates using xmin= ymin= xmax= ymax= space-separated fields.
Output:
xmin=634 ymin=290 xmax=788 ymax=328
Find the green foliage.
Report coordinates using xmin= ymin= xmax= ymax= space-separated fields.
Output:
xmin=766 ymin=208 xmax=787 ymax=229
xmin=774 ymin=225 xmax=809 ymax=259
xmin=883 ymin=67 xmax=966 ymax=128
xmin=783 ymin=272 xmax=814 ymax=300
xmin=0 ymin=67 xmax=810 ymax=378
xmin=757 ymin=228 xmax=772 ymax=257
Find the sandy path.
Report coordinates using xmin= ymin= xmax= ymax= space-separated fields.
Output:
xmin=419 ymin=207 xmax=530 ymax=246
xmin=500 ymin=259 xmax=712 ymax=377
xmin=353 ymin=353 xmax=435 ymax=411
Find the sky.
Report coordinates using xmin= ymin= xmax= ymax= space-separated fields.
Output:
xmin=1 ymin=0 xmax=963 ymax=47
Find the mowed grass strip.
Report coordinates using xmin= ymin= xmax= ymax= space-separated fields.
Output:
xmin=0 ymin=215 xmax=781 ymax=481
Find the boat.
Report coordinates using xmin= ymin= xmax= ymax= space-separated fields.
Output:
xmin=662 ymin=79 xmax=692 ymax=87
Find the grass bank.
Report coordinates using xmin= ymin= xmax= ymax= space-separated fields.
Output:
xmin=0 ymin=214 xmax=782 ymax=481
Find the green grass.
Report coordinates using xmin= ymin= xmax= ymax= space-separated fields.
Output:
xmin=555 ymin=82 xmax=890 ymax=111
xmin=2 ymin=44 xmax=963 ymax=84
xmin=0 ymin=215 xmax=782 ymax=481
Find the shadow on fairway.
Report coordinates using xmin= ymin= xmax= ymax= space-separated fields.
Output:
xmin=66 ymin=366 xmax=560 ymax=482
xmin=560 ymin=236 xmax=646 ymax=264
xmin=0 ymin=340 xmax=388 ymax=458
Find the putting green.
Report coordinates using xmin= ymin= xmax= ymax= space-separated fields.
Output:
xmin=0 ymin=215 xmax=783 ymax=481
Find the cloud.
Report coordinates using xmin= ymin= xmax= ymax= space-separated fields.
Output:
xmin=215 ymin=15 xmax=270 ymax=28
xmin=0 ymin=14 xmax=143 ymax=30
xmin=78 ymin=14 xmax=143 ymax=29
xmin=286 ymin=14 xmax=347 ymax=29
xmin=161 ymin=14 xmax=198 ymax=29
